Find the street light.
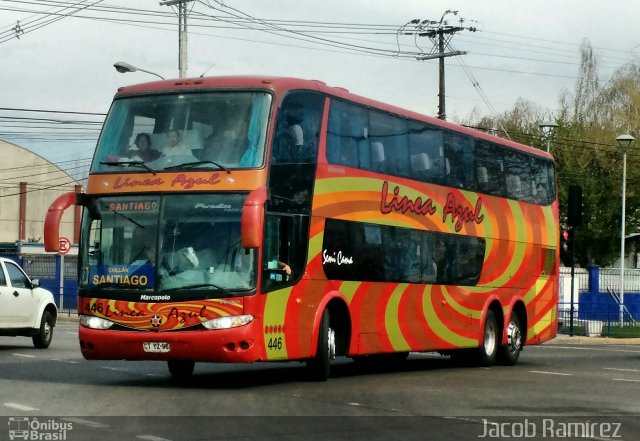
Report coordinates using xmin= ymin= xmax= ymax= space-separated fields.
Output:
xmin=539 ymin=121 xmax=558 ymax=153
xmin=113 ymin=62 xmax=165 ymax=80
xmin=616 ymin=133 xmax=635 ymax=327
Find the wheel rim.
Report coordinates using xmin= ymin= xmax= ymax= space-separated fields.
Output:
xmin=506 ymin=320 xmax=522 ymax=354
xmin=484 ymin=320 xmax=497 ymax=356
xmin=327 ymin=327 xmax=336 ymax=360
xmin=44 ymin=320 xmax=52 ymax=342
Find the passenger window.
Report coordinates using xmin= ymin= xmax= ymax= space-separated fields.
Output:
xmin=0 ymin=265 xmax=6 ymax=286
xmin=408 ymin=121 xmax=445 ymax=184
xmin=327 ymin=100 xmax=367 ymax=168
xmin=5 ymin=262 xmax=29 ymax=288
xmin=532 ymin=158 xmax=553 ymax=205
xmin=272 ymin=92 xmax=324 ymax=165
xmin=504 ymin=150 xmax=532 ymax=202
xmin=369 ymin=110 xmax=409 ymax=176
xmin=476 ymin=141 xmax=506 ymax=197
xmin=444 ymin=131 xmax=475 ymax=189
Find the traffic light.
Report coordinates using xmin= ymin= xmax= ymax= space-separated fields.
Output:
xmin=562 ymin=230 xmax=569 ymax=250
xmin=560 ymin=229 xmax=570 ymax=266
xmin=568 ymin=185 xmax=583 ymax=227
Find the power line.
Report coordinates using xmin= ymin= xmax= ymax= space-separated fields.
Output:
xmin=0 ymin=0 xmax=105 ymax=44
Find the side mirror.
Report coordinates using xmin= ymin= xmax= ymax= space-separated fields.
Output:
xmin=30 ymin=278 xmax=40 ymax=288
xmin=241 ymin=187 xmax=268 ymax=249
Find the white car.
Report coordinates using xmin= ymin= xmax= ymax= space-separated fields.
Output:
xmin=0 ymin=257 xmax=57 ymax=348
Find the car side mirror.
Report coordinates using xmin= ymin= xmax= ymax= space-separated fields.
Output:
xmin=30 ymin=278 xmax=40 ymax=288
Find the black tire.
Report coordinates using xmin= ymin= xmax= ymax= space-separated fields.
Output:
xmin=168 ymin=360 xmax=195 ymax=382
xmin=497 ymin=314 xmax=523 ymax=366
xmin=306 ymin=309 xmax=335 ymax=381
xmin=476 ymin=310 xmax=499 ymax=367
xmin=32 ymin=310 xmax=54 ymax=349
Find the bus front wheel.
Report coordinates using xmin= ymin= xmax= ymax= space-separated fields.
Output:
xmin=168 ymin=360 xmax=195 ymax=382
xmin=306 ymin=309 xmax=335 ymax=381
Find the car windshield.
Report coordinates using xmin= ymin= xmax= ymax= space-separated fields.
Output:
xmin=91 ymin=91 xmax=271 ymax=173
xmin=79 ymin=194 xmax=256 ymax=295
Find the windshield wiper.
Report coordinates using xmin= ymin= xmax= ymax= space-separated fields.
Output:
xmin=161 ymin=283 xmax=233 ymax=296
xmin=109 ymin=209 xmax=144 ymax=228
xmin=163 ymin=160 xmax=231 ymax=174
xmin=101 ymin=160 xmax=157 ymax=175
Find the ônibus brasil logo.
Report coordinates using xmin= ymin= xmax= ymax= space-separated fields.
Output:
xmin=8 ymin=417 xmax=73 ymax=440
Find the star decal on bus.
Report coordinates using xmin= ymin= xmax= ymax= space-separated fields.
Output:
xmin=150 ymin=315 xmax=163 ymax=328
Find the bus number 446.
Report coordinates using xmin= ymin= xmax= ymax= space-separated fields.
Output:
xmin=267 ymin=337 xmax=283 ymax=351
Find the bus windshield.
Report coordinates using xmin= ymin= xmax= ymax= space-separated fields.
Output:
xmin=79 ymin=193 xmax=256 ymax=294
xmin=91 ymin=91 xmax=271 ymax=173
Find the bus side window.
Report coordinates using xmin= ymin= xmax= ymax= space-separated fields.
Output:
xmin=408 ymin=121 xmax=444 ymax=184
xmin=476 ymin=141 xmax=505 ymax=197
xmin=327 ymin=100 xmax=367 ymax=168
xmin=444 ymin=131 xmax=475 ymax=190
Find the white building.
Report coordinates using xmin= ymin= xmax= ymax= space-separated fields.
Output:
xmin=0 ymin=138 xmax=81 ymax=244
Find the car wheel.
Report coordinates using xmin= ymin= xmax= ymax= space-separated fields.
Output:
xmin=32 ymin=310 xmax=54 ymax=349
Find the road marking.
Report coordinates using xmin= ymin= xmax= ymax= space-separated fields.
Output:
xmin=51 ymin=359 xmax=80 ymax=364
xmin=137 ymin=436 xmax=172 ymax=441
xmin=529 ymin=370 xmax=573 ymax=376
xmin=604 ymin=367 xmax=640 ymax=373
xmin=101 ymin=366 xmax=129 ymax=372
xmin=12 ymin=353 xmax=35 ymax=358
xmin=347 ymin=402 xmax=361 ymax=406
xmin=612 ymin=378 xmax=640 ymax=383
xmin=4 ymin=402 xmax=38 ymax=411
xmin=63 ymin=418 xmax=109 ymax=428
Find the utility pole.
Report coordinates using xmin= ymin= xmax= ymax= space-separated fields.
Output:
xmin=160 ymin=0 xmax=195 ymax=78
xmin=410 ymin=11 xmax=476 ymax=120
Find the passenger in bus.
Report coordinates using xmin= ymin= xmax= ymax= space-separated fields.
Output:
xmin=163 ymin=129 xmax=197 ymax=158
xmin=273 ymin=122 xmax=307 ymax=164
xmin=130 ymin=133 xmax=161 ymax=162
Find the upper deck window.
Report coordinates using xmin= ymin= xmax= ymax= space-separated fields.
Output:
xmin=91 ymin=91 xmax=271 ymax=173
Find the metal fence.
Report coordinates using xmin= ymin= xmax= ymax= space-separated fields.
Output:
xmin=557 ymin=266 xmax=640 ymax=336
xmin=598 ymin=267 xmax=640 ymax=292
xmin=557 ymin=302 xmax=636 ymax=337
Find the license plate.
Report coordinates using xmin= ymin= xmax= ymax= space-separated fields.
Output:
xmin=143 ymin=342 xmax=170 ymax=353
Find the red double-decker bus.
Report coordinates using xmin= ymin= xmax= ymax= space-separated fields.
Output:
xmin=44 ymin=76 xmax=558 ymax=381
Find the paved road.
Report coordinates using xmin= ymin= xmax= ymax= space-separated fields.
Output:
xmin=1 ymin=321 xmax=639 ymax=440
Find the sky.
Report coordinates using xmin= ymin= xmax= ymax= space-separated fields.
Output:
xmin=1 ymin=0 xmax=640 ymax=176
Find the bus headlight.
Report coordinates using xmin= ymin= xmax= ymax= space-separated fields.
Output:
xmin=202 ymin=314 xmax=254 ymax=330
xmin=80 ymin=315 xmax=114 ymax=330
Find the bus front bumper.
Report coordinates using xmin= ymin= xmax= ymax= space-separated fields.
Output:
xmin=78 ymin=323 xmax=262 ymax=363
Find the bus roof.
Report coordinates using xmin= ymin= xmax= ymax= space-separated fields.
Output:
xmin=115 ymin=75 xmax=552 ymax=160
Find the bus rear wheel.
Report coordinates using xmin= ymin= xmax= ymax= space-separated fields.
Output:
xmin=497 ymin=314 xmax=523 ymax=366
xmin=306 ymin=309 xmax=335 ymax=381
xmin=168 ymin=360 xmax=195 ymax=382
